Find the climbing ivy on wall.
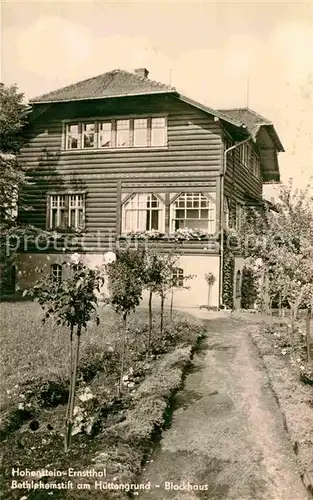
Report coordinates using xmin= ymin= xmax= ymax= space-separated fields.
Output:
xmin=222 ymin=245 xmax=235 ymax=309
xmin=241 ymin=267 xmax=258 ymax=309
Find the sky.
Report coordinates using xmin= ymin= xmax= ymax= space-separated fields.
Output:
xmin=1 ymin=0 xmax=313 ymax=195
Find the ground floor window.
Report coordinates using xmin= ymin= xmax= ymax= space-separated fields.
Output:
xmin=48 ymin=193 xmax=85 ymax=230
xmin=121 ymin=190 xmax=216 ymax=235
xmin=170 ymin=192 xmax=216 ymax=233
xmin=51 ymin=263 xmax=63 ymax=282
xmin=121 ymin=193 xmax=165 ymax=232
xmin=172 ymin=267 xmax=184 ymax=287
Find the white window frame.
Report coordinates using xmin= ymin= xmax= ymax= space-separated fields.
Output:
xmin=64 ymin=116 xmax=167 ymax=150
xmin=98 ymin=121 xmax=113 ymax=148
xmin=133 ymin=118 xmax=148 ymax=147
xmin=116 ymin=119 xmax=131 ymax=148
xmin=121 ymin=193 xmax=165 ymax=233
xmin=48 ymin=193 xmax=85 ymax=230
xmin=170 ymin=192 xmax=216 ymax=233
xmin=151 ymin=117 xmax=167 ymax=147
xmin=69 ymin=194 xmax=84 ymax=229
xmin=252 ymin=155 xmax=261 ymax=179
xmin=50 ymin=194 xmax=66 ymax=229
xmin=66 ymin=123 xmax=80 ymax=150
xmin=82 ymin=122 xmax=96 ymax=149
xmin=51 ymin=263 xmax=63 ymax=282
xmin=239 ymin=143 xmax=250 ymax=169
xmin=172 ymin=268 xmax=184 ymax=287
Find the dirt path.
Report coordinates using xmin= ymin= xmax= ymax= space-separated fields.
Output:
xmin=138 ymin=316 xmax=309 ymax=500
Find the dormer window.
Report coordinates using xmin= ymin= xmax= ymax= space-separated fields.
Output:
xmin=64 ymin=116 xmax=167 ymax=150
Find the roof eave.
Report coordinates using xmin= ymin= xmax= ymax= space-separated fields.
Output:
xmin=29 ymin=89 xmax=178 ymax=105
xmin=265 ymin=124 xmax=285 ymax=152
xmin=254 ymin=123 xmax=284 ymax=152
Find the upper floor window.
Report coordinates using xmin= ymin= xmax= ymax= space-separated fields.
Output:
xmin=116 ymin=120 xmax=130 ymax=148
xmin=99 ymin=122 xmax=112 ymax=148
xmin=64 ymin=117 xmax=167 ymax=150
xmin=67 ymin=124 xmax=80 ymax=149
xmin=82 ymin=123 xmax=95 ymax=148
xmin=253 ymin=155 xmax=261 ymax=180
xmin=48 ymin=193 xmax=85 ymax=230
xmin=151 ymin=117 xmax=166 ymax=146
xmin=134 ymin=119 xmax=148 ymax=147
xmin=121 ymin=193 xmax=165 ymax=233
xmin=239 ymin=144 xmax=250 ymax=169
xmin=170 ymin=192 xmax=216 ymax=233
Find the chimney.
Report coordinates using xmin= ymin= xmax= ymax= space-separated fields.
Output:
xmin=134 ymin=68 xmax=149 ymax=79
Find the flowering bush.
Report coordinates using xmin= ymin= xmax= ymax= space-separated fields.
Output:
xmin=120 ymin=228 xmax=214 ymax=241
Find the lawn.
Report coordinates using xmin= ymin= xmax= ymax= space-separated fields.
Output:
xmin=0 ymin=300 xmax=205 ymax=500
xmin=1 ymin=301 xmax=119 ymax=409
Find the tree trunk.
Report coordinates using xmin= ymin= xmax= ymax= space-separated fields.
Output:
xmin=207 ymin=285 xmax=211 ymax=308
xmin=170 ymin=287 xmax=174 ymax=319
xmin=160 ymin=291 xmax=165 ymax=335
xmin=278 ymin=292 xmax=282 ymax=317
xmin=118 ymin=315 xmax=127 ymax=396
xmin=64 ymin=325 xmax=74 ymax=451
xmin=306 ymin=308 xmax=311 ymax=365
xmin=65 ymin=324 xmax=81 ymax=452
xmin=146 ymin=290 xmax=153 ymax=358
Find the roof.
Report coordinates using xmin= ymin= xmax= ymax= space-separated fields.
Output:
xmin=177 ymin=95 xmax=246 ymax=130
xmin=30 ymin=69 xmax=176 ymax=104
xmin=218 ymin=107 xmax=284 ymax=152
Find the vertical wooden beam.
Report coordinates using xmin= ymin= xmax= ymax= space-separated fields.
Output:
xmin=165 ymin=192 xmax=170 ymax=233
xmin=215 ymin=176 xmax=221 ymax=236
xmin=116 ymin=180 xmax=122 ymax=236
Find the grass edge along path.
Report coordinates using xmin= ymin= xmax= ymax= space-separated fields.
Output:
xmin=250 ymin=326 xmax=313 ymax=497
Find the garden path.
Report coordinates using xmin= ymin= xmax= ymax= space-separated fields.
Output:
xmin=138 ymin=313 xmax=309 ymax=500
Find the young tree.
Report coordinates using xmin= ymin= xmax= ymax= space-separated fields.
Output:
xmin=157 ymin=252 xmax=180 ymax=335
xmin=204 ymin=272 xmax=216 ymax=308
xmin=105 ymin=248 xmax=145 ymax=393
xmin=142 ymin=250 xmax=166 ymax=354
xmin=26 ymin=258 xmax=104 ymax=451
